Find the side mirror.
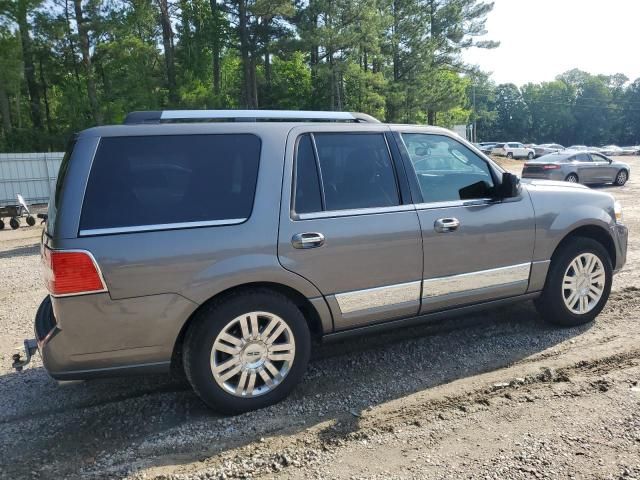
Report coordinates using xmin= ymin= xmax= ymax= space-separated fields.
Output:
xmin=495 ymin=172 xmax=520 ymax=198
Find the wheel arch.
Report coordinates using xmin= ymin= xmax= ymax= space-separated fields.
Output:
xmin=552 ymin=224 xmax=616 ymax=267
xmin=171 ymin=281 xmax=329 ymax=371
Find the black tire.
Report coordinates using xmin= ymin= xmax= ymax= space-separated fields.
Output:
xmin=183 ymin=289 xmax=311 ymax=414
xmin=506 ymin=152 xmax=514 ymax=159
xmin=26 ymin=215 xmax=36 ymax=226
xmin=527 ymin=152 xmax=534 ymax=160
xmin=9 ymin=217 xmax=19 ymax=230
xmin=565 ymin=173 xmax=579 ymax=184
xmin=0 ymin=219 xmax=4 ymax=230
xmin=614 ymin=169 xmax=628 ymax=186
xmin=535 ymin=237 xmax=612 ymax=327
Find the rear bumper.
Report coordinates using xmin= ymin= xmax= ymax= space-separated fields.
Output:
xmin=611 ymin=223 xmax=628 ymax=273
xmin=36 ymin=293 xmax=197 ymax=380
xmin=522 ymin=170 xmax=565 ymax=181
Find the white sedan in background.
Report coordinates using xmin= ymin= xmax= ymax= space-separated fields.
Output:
xmin=534 ymin=143 xmax=565 ymax=157
xmin=492 ymin=142 xmax=535 ymax=159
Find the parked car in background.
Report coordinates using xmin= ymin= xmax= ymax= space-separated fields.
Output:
xmin=524 ymin=143 xmax=537 ymax=149
xmin=491 ymin=142 xmax=535 ymax=159
xmin=534 ymin=144 xmax=565 ymax=157
xmin=477 ymin=142 xmax=498 ymax=154
xmin=621 ymin=146 xmax=640 ymax=155
xmin=13 ymin=109 xmax=628 ymax=414
xmin=601 ymin=145 xmax=623 ymax=156
xmin=568 ymin=145 xmax=588 ymax=151
xmin=522 ymin=151 xmax=630 ymax=186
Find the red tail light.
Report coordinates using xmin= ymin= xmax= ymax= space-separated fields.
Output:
xmin=43 ymin=248 xmax=107 ymax=296
xmin=543 ymin=164 xmax=561 ymax=170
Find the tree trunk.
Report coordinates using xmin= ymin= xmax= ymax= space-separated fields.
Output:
xmin=39 ymin=55 xmax=53 ymax=139
xmin=263 ymin=16 xmax=271 ymax=89
xmin=237 ymin=0 xmax=255 ymax=108
xmin=209 ymin=0 xmax=221 ymax=97
xmin=0 ymin=80 xmax=11 ymax=135
xmin=16 ymin=1 xmax=42 ymax=130
xmin=73 ymin=0 xmax=103 ymax=124
xmin=157 ymin=0 xmax=178 ymax=105
xmin=427 ymin=110 xmax=436 ymax=125
xmin=64 ymin=0 xmax=82 ymax=85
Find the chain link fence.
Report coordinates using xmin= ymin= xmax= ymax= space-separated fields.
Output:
xmin=0 ymin=153 xmax=64 ymax=206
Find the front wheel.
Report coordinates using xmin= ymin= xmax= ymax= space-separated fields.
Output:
xmin=565 ymin=173 xmax=579 ymax=183
xmin=535 ymin=237 xmax=612 ymax=326
xmin=527 ymin=152 xmax=534 ymax=160
xmin=26 ymin=215 xmax=36 ymax=226
xmin=183 ymin=289 xmax=311 ymax=414
xmin=614 ymin=169 xmax=628 ymax=186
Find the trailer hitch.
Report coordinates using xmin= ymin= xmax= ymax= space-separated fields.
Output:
xmin=12 ymin=339 xmax=38 ymax=372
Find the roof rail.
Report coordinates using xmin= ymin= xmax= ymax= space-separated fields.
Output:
xmin=123 ymin=110 xmax=381 ymax=125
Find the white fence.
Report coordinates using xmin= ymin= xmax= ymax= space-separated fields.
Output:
xmin=0 ymin=153 xmax=64 ymax=206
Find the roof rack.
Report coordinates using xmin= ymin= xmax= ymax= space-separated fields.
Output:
xmin=123 ymin=110 xmax=381 ymax=125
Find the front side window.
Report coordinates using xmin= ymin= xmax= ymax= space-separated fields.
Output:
xmin=292 ymin=133 xmax=400 ymax=214
xmin=81 ymin=134 xmax=261 ymax=232
xmin=402 ymin=133 xmax=495 ymax=203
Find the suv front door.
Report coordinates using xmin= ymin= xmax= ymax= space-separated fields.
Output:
xmin=396 ymin=129 xmax=536 ymax=313
xmin=278 ymin=126 xmax=423 ymax=331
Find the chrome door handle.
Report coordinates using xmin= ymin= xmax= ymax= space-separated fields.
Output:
xmin=434 ymin=218 xmax=460 ymax=233
xmin=292 ymin=232 xmax=326 ymax=249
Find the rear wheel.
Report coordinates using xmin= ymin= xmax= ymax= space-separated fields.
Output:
xmin=565 ymin=173 xmax=579 ymax=183
xmin=506 ymin=152 xmax=514 ymax=159
xmin=535 ymin=237 xmax=612 ymax=326
xmin=9 ymin=217 xmax=19 ymax=230
xmin=183 ymin=289 xmax=311 ymax=414
xmin=614 ymin=169 xmax=628 ymax=186
xmin=0 ymin=219 xmax=4 ymax=230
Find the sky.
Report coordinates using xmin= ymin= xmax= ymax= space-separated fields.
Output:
xmin=462 ymin=0 xmax=640 ymax=86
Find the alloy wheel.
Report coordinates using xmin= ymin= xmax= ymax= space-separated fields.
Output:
xmin=562 ymin=253 xmax=605 ymax=315
xmin=210 ymin=311 xmax=295 ymax=397
xmin=617 ymin=170 xmax=627 ymax=185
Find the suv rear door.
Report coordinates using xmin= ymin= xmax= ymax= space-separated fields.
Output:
xmin=278 ymin=125 xmax=423 ymax=331
xmin=395 ymin=128 xmax=536 ymax=312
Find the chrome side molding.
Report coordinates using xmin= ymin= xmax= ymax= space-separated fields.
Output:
xmin=335 ymin=281 xmax=422 ymax=314
xmin=422 ymin=263 xmax=531 ymax=298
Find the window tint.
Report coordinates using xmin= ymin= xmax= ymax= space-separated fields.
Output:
xmin=294 ymin=134 xmax=322 ymax=214
xmin=574 ymin=153 xmax=591 ymax=162
xmin=313 ymin=133 xmax=399 ymax=211
xmin=81 ymin=134 xmax=260 ymax=231
xmin=402 ymin=133 xmax=495 ymax=203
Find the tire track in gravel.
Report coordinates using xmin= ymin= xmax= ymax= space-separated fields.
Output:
xmin=127 ymin=349 xmax=640 ymax=480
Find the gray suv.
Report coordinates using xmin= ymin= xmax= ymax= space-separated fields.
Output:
xmin=16 ymin=110 xmax=628 ymax=414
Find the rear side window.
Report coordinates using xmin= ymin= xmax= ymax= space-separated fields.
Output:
xmin=294 ymin=134 xmax=323 ymax=213
xmin=80 ymin=134 xmax=260 ymax=232
xmin=292 ymin=133 xmax=400 ymax=214
xmin=47 ymin=136 xmax=77 ymax=235
xmin=314 ymin=133 xmax=399 ymax=211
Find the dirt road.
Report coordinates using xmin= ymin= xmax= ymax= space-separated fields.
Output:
xmin=0 ymin=158 xmax=638 ymax=479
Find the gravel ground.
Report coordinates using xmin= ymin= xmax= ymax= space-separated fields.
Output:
xmin=0 ymin=158 xmax=638 ymax=479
